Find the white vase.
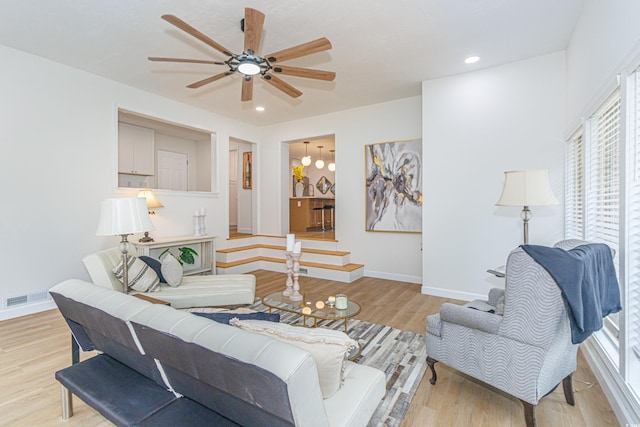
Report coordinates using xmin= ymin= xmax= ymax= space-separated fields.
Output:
xmin=295 ymin=182 xmax=304 ymax=197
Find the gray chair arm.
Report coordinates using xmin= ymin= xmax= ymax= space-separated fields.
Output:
xmin=440 ymin=303 xmax=503 ymax=334
xmin=488 ymin=288 xmax=505 ymax=307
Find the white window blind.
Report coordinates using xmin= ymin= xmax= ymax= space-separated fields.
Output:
xmin=585 ymin=91 xmax=621 ymax=269
xmin=565 ymin=130 xmax=584 ymax=239
xmin=626 ymin=69 xmax=640 ymax=381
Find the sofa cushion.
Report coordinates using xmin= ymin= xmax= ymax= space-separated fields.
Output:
xmin=113 ymin=256 xmax=160 ymax=292
xmin=161 ymin=255 xmax=183 ymax=287
xmin=140 ymin=256 xmax=166 ymax=283
xmin=230 ymin=319 xmax=357 ymax=398
xmin=193 ymin=311 xmax=281 ymax=325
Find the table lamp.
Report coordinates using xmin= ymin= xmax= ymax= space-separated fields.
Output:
xmin=137 ymin=189 xmax=164 ymax=242
xmin=95 ymin=197 xmax=154 ymax=293
xmin=495 ymin=170 xmax=558 ymax=244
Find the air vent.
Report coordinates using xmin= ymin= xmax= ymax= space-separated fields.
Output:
xmin=299 ymin=268 xmax=308 ymax=275
xmin=4 ymin=292 xmax=50 ymax=308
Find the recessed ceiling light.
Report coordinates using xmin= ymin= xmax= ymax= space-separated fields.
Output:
xmin=465 ymin=56 xmax=480 ymax=64
xmin=255 ymin=106 xmax=265 ymax=112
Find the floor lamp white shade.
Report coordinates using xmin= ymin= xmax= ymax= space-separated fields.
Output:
xmin=496 ymin=170 xmax=558 ymax=244
xmin=95 ymin=197 xmax=154 ymax=293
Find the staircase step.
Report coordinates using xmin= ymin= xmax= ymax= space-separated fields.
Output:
xmin=216 ymin=256 xmax=363 ymax=272
xmin=219 ymin=235 xmax=364 ymax=283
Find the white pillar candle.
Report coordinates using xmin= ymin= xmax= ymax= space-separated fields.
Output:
xmin=293 ymin=241 xmax=302 ymax=254
xmin=335 ymin=294 xmax=348 ymax=310
xmin=286 ymin=234 xmax=295 ymax=251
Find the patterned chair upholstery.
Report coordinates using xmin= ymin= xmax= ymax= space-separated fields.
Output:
xmin=425 ymin=240 xmax=590 ymax=427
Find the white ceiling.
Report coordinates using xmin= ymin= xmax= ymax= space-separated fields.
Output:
xmin=0 ymin=0 xmax=584 ymax=127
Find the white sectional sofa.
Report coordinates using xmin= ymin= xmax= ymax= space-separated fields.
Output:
xmin=50 ymin=279 xmax=386 ymax=426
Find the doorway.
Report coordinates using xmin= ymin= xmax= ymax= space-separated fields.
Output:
xmin=287 ymin=135 xmax=336 ymax=240
xmin=229 ymin=138 xmax=255 ymax=236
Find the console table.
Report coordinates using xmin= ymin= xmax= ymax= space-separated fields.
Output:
xmin=133 ymin=235 xmax=217 ymax=276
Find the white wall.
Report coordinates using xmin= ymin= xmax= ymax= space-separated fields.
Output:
xmin=422 ymin=52 xmax=566 ymax=300
xmin=261 ymin=97 xmax=423 ymax=283
xmin=0 ymin=45 xmax=258 ymax=320
xmin=566 ymin=0 xmax=640 ymax=129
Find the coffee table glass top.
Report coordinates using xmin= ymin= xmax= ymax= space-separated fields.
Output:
xmin=261 ymin=292 xmax=360 ymax=321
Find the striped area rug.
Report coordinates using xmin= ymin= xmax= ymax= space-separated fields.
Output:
xmin=249 ymin=301 xmax=428 ymax=427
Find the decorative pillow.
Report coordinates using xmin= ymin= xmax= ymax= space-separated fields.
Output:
xmin=139 ymin=256 xmax=166 ymax=283
xmin=230 ymin=319 xmax=357 ymax=398
xmin=161 ymin=254 xmax=183 ymax=287
xmin=193 ymin=311 xmax=280 ymax=325
xmin=112 ymin=256 xmax=160 ymax=292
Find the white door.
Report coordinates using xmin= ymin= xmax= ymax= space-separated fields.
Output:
xmin=157 ymin=150 xmax=188 ymax=191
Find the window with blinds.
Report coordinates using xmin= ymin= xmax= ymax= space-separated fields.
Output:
xmin=565 ymin=130 xmax=584 ymax=239
xmin=585 ymin=91 xmax=621 ymax=269
xmin=626 ymin=69 xmax=640 ymax=391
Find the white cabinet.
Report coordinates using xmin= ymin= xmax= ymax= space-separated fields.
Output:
xmin=118 ymin=123 xmax=154 ymax=175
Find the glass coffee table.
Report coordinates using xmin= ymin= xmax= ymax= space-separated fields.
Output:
xmin=261 ymin=292 xmax=361 ymax=333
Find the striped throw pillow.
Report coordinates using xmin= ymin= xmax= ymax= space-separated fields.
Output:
xmin=112 ymin=256 xmax=160 ymax=292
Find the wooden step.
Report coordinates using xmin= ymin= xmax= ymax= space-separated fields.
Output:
xmin=217 ymin=244 xmax=350 ymax=257
xmin=216 ymin=256 xmax=364 ymax=272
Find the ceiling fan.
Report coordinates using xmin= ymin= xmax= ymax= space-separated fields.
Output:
xmin=148 ymin=8 xmax=336 ymax=102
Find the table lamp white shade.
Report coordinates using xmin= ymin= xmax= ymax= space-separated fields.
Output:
xmin=495 ymin=170 xmax=558 ymax=207
xmin=137 ymin=189 xmax=164 ymax=210
xmin=96 ymin=197 xmax=155 ymax=236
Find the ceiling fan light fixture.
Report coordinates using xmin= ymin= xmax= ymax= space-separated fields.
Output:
xmin=237 ymin=59 xmax=261 ymax=75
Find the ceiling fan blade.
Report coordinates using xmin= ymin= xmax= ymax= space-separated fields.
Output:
xmin=272 ymin=65 xmax=336 ymax=81
xmin=148 ymin=57 xmax=225 ymax=65
xmin=262 ymin=74 xmax=302 ymax=98
xmin=243 ymin=8 xmax=265 ymax=54
xmin=265 ymin=37 xmax=332 ymax=64
xmin=187 ymin=72 xmax=233 ymax=89
xmin=241 ymin=77 xmax=254 ymax=101
xmin=162 ymin=15 xmax=234 ymax=57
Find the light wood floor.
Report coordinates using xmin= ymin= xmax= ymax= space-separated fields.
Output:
xmin=0 ymin=271 xmax=618 ymax=426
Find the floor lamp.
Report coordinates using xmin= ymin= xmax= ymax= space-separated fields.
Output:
xmin=495 ymin=170 xmax=558 ymax=244
xmin=95 ymin=197 xmax=155 ymax=293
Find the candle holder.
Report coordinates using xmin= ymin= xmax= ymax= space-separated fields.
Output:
xmin=283 ymin=251 xmax=294 ymax=296
xmin=289 ymin=252 xmax=303 ymax=301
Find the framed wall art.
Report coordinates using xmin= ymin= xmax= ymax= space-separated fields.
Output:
xmin=242 ymin=152 xmax=252 ymax=189
xmin=364 ymin=138 xmax=422 ymax=233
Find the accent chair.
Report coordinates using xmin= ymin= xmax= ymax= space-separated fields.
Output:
xmin=425 ymin=239 xmax=597 ymax=427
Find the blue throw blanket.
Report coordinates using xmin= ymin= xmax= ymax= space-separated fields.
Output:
xmin=521 ymin=244 xmax=622 ymax=344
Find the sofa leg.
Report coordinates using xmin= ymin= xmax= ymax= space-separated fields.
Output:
xmin=521 ymin=401 xmax=536 ymax=427
xmin=426 ymin=356 xmax=438 ymax=385
xmin=61 ymin=385 xmax=73 ymax=420
xmin=563 ymin=374 xmax=576 ymax=406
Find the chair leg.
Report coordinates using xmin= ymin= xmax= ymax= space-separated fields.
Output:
xmin=563 ymin=374 xmax=576 ymax=406
xmin=521 ymin=400 xmax=536 ymax=427
xmin=426 ymin=356 xmax=438 ymax=385
xmin=61 ymin=385 xmax=73 ymax=420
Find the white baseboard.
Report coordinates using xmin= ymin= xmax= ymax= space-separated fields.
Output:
xmin=580 ymin=336 xmax=640 ymax=424
xmin=364 ymin=269 xmax=422 ymax=284
xmin=0 ymin=300 xmax=57 ymax=321
xmin=237 ymin=227 xmax=253 ymax=234
xmin=420 ymin=284 xmax=484 ymax=302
